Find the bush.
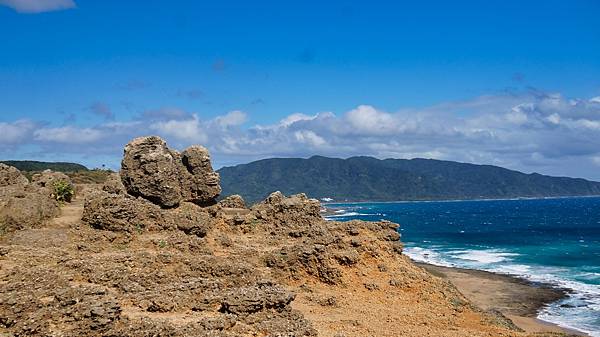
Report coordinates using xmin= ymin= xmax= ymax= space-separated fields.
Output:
xmin=53 ymin=180 xmax=74 ymax=203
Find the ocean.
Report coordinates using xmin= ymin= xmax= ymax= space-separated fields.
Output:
xmin=325 ymin=197 xmax=600 ymax=336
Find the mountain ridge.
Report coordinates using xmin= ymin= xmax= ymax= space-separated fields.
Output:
xmin=218 ymin=156 xmax=600 ymax=203
xmin=0 ymin=160 xmax=88 ymax=172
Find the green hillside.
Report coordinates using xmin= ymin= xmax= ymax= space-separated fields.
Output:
xmin=1 ymin=160 xmax=88 ymax=172
xmin=218 ymin=156 xmax=600 ymax=203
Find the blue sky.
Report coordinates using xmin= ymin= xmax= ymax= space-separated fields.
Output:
xmin=1 ymin=0 xmax=600 ymax=179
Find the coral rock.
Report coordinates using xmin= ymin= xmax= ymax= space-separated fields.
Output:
xmin=120 ymin=136 xmax=221 ymax=207
xmin=0 ymin=163 xmax=29 ymax=188
xmin=219 ymin=194 xmax=247 ymax=209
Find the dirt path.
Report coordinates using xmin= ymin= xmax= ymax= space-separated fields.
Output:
xmin=1 ymin=197 xmax=85 ymax=249
xmin=48 ymin=197 xmax=84 ymax=228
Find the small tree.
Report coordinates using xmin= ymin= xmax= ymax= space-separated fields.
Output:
xmin=53 ymin=180 xmax=74 ymax=203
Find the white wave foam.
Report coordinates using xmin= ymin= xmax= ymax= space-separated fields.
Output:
xmin=324 ymin=212 xmax=378 ymax=219
xmin=449 ymin=249 xmax=519 ymax=264
xmin=403 ymin=246 xmax=455 ymax=267
xmin=405 ymin=245 xmax=600 ymax=336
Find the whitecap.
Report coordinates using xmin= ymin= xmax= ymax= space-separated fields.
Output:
xmin=449 ymin=249 xmax=519 ymax=264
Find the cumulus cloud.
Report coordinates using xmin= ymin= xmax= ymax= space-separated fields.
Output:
xmin=214 ymin=110 xmax=247 ymax=128
xmin=0 ymin=120 xmax=36 ymax=146
xmin=34 ymin=126 xmax=104 ymax=143
xmin=346 ymin=105 xmax=399 ymax=135
xmin=0 ymin=0 xmax=75 ymax=13
xmin=3 ymin=90 xmax=600 ymax=179
xmin=150 ymin=114 xmax=207 ymax=144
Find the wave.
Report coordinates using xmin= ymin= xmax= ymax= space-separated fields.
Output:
xmin=324 ymin=211 xmax=384 ymax=219
xmin=449 ymin=249 xmax=519 ymax=264
xmin=404 ymin=245 xmax=600 ymax=337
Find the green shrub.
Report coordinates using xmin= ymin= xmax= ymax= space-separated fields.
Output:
xmin=53 ymin=180 xmax=74 ymax=203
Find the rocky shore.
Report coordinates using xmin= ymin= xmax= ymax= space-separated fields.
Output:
xmin=417 ymin=263 xmax=589 ymax=336
xmin=0 ymin=136 xmax=582 ymax=336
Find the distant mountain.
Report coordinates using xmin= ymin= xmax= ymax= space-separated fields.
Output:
xmin=1 ymin=160 xmax=88 ymax=172
xmin=217 ymin=156 xmax=600 ymax=203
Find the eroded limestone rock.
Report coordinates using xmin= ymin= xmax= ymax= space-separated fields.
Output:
xmin=0 ymin=165 xmax=60 ymax=232
xmin=218 ymin=194 xmax=247 ymax=209
xmin=31 ymin=170 xmax=73 ymax=189
xmin=0 ymin=163 xmax=29 ymax=188
xmin=120 ymin=136 xmax=221 ymax=208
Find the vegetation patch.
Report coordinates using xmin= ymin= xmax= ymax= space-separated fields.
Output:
xmin=53 ymin=180 xmax=75 ymax=203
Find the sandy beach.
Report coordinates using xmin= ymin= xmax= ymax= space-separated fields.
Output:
xmin=417 ymin=263 xmax=589 ymax=336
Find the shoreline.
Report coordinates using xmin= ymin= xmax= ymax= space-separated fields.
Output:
xmin=415 ymin=262 xmax=589 ymax=336
xmin=322 ymin=194 xmax=600 ymax=206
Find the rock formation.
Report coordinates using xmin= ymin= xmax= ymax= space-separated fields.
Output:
xmin=218 ymin=194 xmax=247 ymax=209
xmin=101 ymin=172 xmax=126 ymax=195
xmin=120 ymin=136 xmax=221 ymax=208
xmin=0 ymin=163 xmax=29 ymax=188
xmin=0 ymin=164 xmax=60 ymax=232
xmin=31 ymin=169 xmax=73 ymax=189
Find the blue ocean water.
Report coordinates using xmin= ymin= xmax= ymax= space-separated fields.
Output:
xmin=325 ymin=197 xmax=600 ymax=336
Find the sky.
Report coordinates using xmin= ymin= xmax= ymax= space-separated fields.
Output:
xmin=1 ymin=0 xmax=600 ymax=180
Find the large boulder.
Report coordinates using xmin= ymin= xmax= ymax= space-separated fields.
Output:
xmin=0 ymin=163 xmax=29 ymax=188
xmin=219 ymin=194 xmax=247 ymax=209
xmin=0 ymin=164 xmax=29 ymax=198
xmin=31 ymin=170 xmax=73 ymax=189
xmin=164 ymin=202 xmax=213 ymax=237
xmin=180 ymin=145 xmax=221 ymax=203
xmin=0 ymin=189 xmax=60 ymax=232
xmin=0 ymin=165 xmax=60 ymax=232
xmin=31 ymin=170 xmax=75 ymax=202
xmin=81 ymin=191 xmax=214 ymax=236
xmin=101 ymin=172 xmax=126 ymax=195
xmin=251 ymin=192 xmax=322 ymax=228
xmin=81 ymin=191 xmax=170 ymax=233
xmin=120 ymin=136 xmax=221 ymax=208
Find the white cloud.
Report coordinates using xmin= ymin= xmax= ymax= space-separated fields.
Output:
xmin=345 ymin=105 xmax=398 ymax=135
xmin=294 ymin=130 xmax=327 ymax=147
xmin=0 ymin=0 xmax=75 ymax=13
xmin=3 ymin=90 xmax=600 ymax=180
xmin=546 ymin=113 xmax=561 ymax=125
xmin=505 ymin=105 xmax=529 ymax=125
xmin=279 ymin=113 xmax=319 ymax=127
xmin=0 ymin=120 xmax=36 ymax=145
xmin=33 ymin=126 xmax=104 ymax=143
xmin=150 ymin=114 xmax=207 ymax=143
xmin=214 ymin=110 xmax=247 ymax=128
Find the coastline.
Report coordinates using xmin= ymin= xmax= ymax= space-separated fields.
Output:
xmin=321 ymin=194 xmax=600 ymax=206
xmin=416 ymin=262 xmax=590 ymax=336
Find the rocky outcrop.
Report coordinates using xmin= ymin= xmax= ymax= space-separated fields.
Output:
xmin=82 ymin=191 xmax=215 ymax=236
xmin=120 ymin=136 xmax=220 ymax=208
xmin=219 ymin=194 xmax=247 ymax=209
xmin=0 ymin=163 xmax=29 ymax=188
xmin=0 ymin=189 xmax=60 ymax=232
xmin=0 ymin=165 xmax=60 ymax=232
xmin=252 ymin=192 xmax=321 ymax=227
xmin=84 ymin=136 xmax=223 ymax=236
xmin=31 ymin=170 xmax=73 ymax=189
xmin=101 ymin=172 xmax=126 ymax=195
xmin=264 ymin=217 xmax=402 ymax=285
xmin=81 ymin=191 xmax=170 ymax=233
